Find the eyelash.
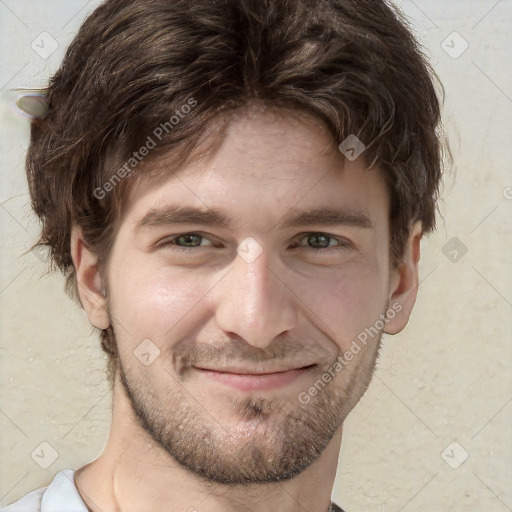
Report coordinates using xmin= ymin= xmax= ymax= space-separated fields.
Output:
xmin=158 ymin=232 xmax=352 ymax=254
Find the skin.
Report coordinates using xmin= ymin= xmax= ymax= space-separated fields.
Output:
xmin=70 ymin=103 xmax=422 ymax=512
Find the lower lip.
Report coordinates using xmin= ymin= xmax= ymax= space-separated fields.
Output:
xmin=196 ymin=367 xmax=312 ymax=391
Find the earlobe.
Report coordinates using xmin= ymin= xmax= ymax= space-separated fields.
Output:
xmin=383 ymin=220 xmax=422 ymax=335
xmin=70 ymin=225 xmax=110 ymax=330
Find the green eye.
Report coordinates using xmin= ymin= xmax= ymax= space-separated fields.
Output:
xmin=297 ymin=233 xmax=352 ymax=253
xmin=159 ymin=233 xmax=212 ymax=251
xmin=158 ymin=232 xmax=353 ymax=255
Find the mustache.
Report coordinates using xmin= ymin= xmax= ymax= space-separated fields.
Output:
xmin=172 ymin=337 xmax=332 ymax=373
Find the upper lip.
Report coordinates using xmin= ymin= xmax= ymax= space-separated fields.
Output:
xmin=194 ymin=364 xmax=316 ymax=375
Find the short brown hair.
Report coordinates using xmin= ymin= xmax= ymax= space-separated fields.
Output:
xmin=25 ymin=0 xmax=447 ymax=386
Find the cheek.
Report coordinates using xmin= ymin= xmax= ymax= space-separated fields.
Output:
xmin=108 ymin=244 xmax=390 ymax=356
xmin=108 ymin=251 xmax=196 ymax=333
xmin=295 ymin=259 xmax=388 ymax=351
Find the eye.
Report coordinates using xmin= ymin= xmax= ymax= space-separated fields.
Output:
xmin=157 ymin=232 xmax=353 ymax=255
xmin=158 ymin=232 xmax=214 ymax=252
xmin=295 ymin=233 xmax=353 ymax=253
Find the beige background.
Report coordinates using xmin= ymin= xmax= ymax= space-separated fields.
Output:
xmin=1 ymin=1 xmax=511 ymax=510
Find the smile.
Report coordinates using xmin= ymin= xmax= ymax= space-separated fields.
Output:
xmin=194 ymin=365 xmax=315 ymax=391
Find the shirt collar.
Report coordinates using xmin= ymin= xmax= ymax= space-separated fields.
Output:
xmin=41 ymin=469 xmax=89 ymax=512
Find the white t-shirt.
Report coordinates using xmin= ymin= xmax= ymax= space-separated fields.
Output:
xmin=1 ymin=469 xmax=346 ymax=512
xmin=1 ymin=469 xmax=88 ymax=512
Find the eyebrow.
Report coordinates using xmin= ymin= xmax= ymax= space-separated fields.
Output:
xmin=136 ymin=205 xmax=374 ymax=231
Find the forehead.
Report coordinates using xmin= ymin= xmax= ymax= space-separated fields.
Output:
xmin=120 ymin=106 xmax=390 ymax=230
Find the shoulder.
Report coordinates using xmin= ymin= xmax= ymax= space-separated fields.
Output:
xmin=0 ymin=486 xmax=46 ymax=511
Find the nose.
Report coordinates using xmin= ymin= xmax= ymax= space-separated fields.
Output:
xmin=213 ymin=245 xmax=298 ymax=349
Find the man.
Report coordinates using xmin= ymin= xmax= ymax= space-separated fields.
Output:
xmin=3 ymin=0 xmax=444 ymax=510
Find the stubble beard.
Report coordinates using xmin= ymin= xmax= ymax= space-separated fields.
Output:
xmin=113 ymin=328 xmax=383 ymax=485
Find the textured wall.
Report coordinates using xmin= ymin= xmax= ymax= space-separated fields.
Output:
xmin=1 ymin=1 xmax=510 ymax=510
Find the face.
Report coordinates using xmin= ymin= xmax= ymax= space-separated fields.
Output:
xmin=77 ymin=105 xmax=418 ymax=485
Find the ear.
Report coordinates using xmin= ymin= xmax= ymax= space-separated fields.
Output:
xmin=70 ymin=225 xmax=110 ymax=330
xmin=383 ymin=220 xmax=422 ymax=335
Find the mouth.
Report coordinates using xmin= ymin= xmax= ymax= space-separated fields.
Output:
xmin=193 ymin=363 xmax=317 ymax=374
xmin=193 ymin=364 xmax=316 ymax=391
